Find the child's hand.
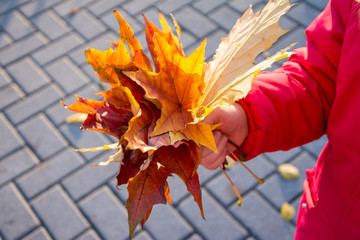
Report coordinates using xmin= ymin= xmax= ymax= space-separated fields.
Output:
xmin=200 ymin=103 xmax=249 ymax=170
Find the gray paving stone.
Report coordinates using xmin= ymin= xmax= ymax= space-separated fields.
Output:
xmin=0 ymin=183 xmax=40 ymax=240
xmin=22 ymin=227 xmax=52 ymax=240
xmin=303 ymin=135 xmax=327 ymax=157
xmin=288 ymin=2 xmax=321 ymax=27
xmin=133 ymin=231 xmax=153 ymax=240
xmin=16 ymin=148 xmax=84 ymax=199
xmin=157 ymin=0 xmax=193 ymax=14
xmin=31 ymin=185 xmax=89 ymax=240
xmin=19 ymin=0 xmax=62 ymax=17
xmin=45 ymin=83 xmax=102 ymax=126
xmin=62 ymin=154 xmax=118 ymax=201
xmin=178 ymin=190 xmax=248 ymax=240
xmin=100 ymin=11 xmax=122 ymax=34
xmin=75 ymin=229 xmax=101 ymax=240
xmin=0 ymin=33 xmax=47 ymax=66
xmin=136 ymin=7 xmax=169 ymax=30
xmin=0 ymin=67 xmax=11 ymax=88
xmin=203 ymin=29 xmax=227 ymax=59
xmin=53 ymin=0 xmax=96 ymax=17
xmin=276 ymin=26 xmax=307 ymax=51
xmin=257 ymin=152 xmax=316 ymax=209
xmin=0 ymin=10 xmax=34 ymax=40
xmin=174 ymin=7 xmax=217 ymax=38
xmin=291 ymin=195 xmax=302 ymax=225
xmin=5 ymin=84 xmax=64 ymax=125
xmin=209 ymin=5 xmax=241 ymax=31
xmin=0 ymin=0 xmax=29 ymax=15
xmin=166 ymin=175 xmax=190 ymax=204
xmin=0 ymin=32 xmax=12 ymax=50
xmin=65 ymin=9 xmax=107 ymax=41
xmin=6 ymin=57 xmax=51 ymax=94
xmin=305 ymin=0 xmax=328 ymax=10
xmin=122 ymin=0 xmax=160 ymax=15
xmin=45 ymin=57 xmax=90 ymax=93
xmin=197 ymin=165 xmax=221 ymax=185
xmin=68 ymin=32 xmax=118 ymax=66
xmin=31 ymin=10 xmax=70 ymax=41
xmin=18 ymin=113 xmax=68 ymax=160
xmin=78 ymin=186 xmax=130 ymax=240
xmin=0 ymin=113 xmax=24 ymax=159
xmin=193 ymin=0 xmax=227 ymax=14
xmin=82 ymin=63 xmax=102 ymax=82
xmin=0 ymin=83 xmax=24 ymax=109
xmin=279 ymin=15 xmax=298 ymax=31
xmin=246 ymin=237 xmax=256 ymax=240
xmin=88 ymin=0 xmax=126 ymax=17
xmin=144 ymin=204 xmax=193 ymax=240
xmin=186 ymin=234 xmax=203 ymax=240
xmin=231 ymin=191 xmax=295 ymax=240
xmin=103 ymin=8 xmax=142 ymax=36
xmin=206 ymin=155 xmax=275 ymax=206
xmin=0 ymin=148 xmax=38 ymax=186
xmin=32 ymin=33 xmax=84 ymax=66
xmin=264 ymin=147 xmax=301 ymax=166
xmin=229 ymin=0 xmax=265 ymax=13
xmin=108 ymin=177 xmax=128 ymax=203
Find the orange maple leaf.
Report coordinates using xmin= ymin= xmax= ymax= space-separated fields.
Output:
xmin=126 ymin=33 xmax=207 ymax=136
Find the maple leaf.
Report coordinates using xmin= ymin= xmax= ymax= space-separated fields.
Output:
xmin=144 ymin=13 xmax=184 ymax=72
xmin=126 ymin=158 xmax=171 ymax=238
xmin=198 ymin=0 xmax=293 ymax=112
xmin=98 ymin=85 xmax=140 ymax=115
xmin=113 ymin=10 xmax=152 ymax=71
xmin=62 ymin=96 xmax=133 ymax=139
xmin=124 ymin=103 xmax=157 ymax=153
xmin=125 ymin=33 xmax=206 ymax=136
xmin=156 ymin=144 xmax=204 ymax=218
xmin=116 ymin=148 xmax=148 ymax=186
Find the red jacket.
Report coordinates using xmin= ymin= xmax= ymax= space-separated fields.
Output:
xmin=238 ymin=0 xmax=360 ymax=239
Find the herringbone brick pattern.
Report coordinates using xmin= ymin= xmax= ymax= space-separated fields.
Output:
xmin=0 ymin=0 xmax=328 ymax=239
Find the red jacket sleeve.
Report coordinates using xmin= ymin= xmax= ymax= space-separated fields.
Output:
xmin=237 ymin=0 xmax=351 ymax=160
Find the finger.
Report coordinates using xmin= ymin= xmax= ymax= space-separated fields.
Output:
xmin=205 ymin=147 xmax=228 ymax=170
xmin=201 ymin=133 xmax=228 ymax=170
xmin=202 ymin=131 xmax=223 ymax=158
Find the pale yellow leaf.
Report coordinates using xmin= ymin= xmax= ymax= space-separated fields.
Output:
xmin=91 ymin=147 xmax=124 ymax=167
xmin=65 ymin=113 xmax=87 ymax=124
xmin=199 ymin=0 xmax=293 ymax=110
xmin=75 ymin=143 xmax=120 ymax=152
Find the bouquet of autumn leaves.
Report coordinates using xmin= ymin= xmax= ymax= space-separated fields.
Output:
xmin=62 ymin=0 xmax=293 ymax=237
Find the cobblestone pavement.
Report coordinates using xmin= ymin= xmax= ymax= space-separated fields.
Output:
xmin=0 ymin=0 xmax=328 ymax=239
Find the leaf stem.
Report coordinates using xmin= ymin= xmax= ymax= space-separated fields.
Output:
xmin=220 ymin=166 xmax=242 ymax=207
xmin=227 ymin=147 xmax=264 ymax=184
